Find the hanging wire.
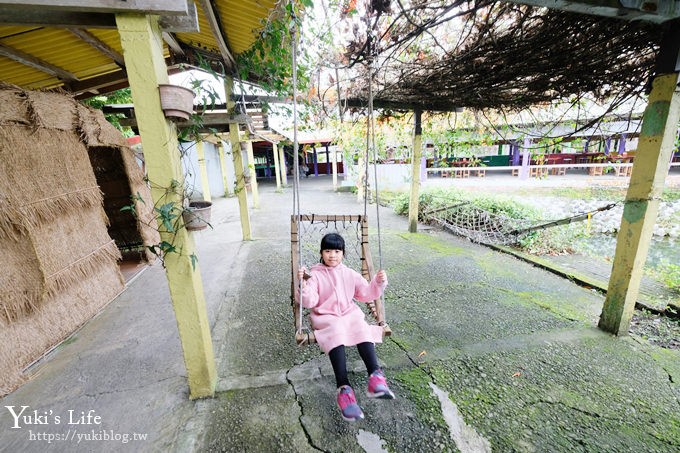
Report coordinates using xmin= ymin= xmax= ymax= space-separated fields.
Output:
xmin=290 ymin=1 xmax=303 ymax=336
xmin=365 ymin=11 xmax=386 ymax=325
xmin=362 ymin=13 xmax=373 ymax=219
xmin=363 ymin=81 xmax=371 ymax=217
xmin=369 ymin=66 xmax=383 ymax=272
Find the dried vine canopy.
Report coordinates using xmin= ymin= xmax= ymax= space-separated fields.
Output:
xmin=344 ymin=0 xmax=664 ymax=111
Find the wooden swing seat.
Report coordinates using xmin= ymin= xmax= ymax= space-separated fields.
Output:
xmin=291 ymin=214 xmax=391 ymax=346
xmin=295 ymin=323 xmax=392 ymax=346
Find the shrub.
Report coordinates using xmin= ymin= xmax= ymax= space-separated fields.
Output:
xmin=391 ymin=187 xmax=583 ymax=255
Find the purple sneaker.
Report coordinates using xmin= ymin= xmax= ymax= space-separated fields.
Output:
xmin=337 ymin=385 xmax=364 ymax=422
xmin=367 ymin=369 xmax=395 ymax=399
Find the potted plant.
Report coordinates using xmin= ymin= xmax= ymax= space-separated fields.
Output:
xmin=158 ymin=84 xmax=195 ymax=120
xmin=181 ymin=200 xmax=212 ymax=231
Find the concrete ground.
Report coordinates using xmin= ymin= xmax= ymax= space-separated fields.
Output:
xmin=1 ymin=175 xmax=679 ymax=452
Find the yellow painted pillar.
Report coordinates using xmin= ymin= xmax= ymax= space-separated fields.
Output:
xmin=279 ymin=145 xmax=288 ymax=186
xmin=599 ymin=72 xmax=680 ymax=335
xmin=245 ymin=140 xmax=260 ymax=209
xmin=408 ymin=109 xmax=423 ymax=233
xmin=196 ymin=140 xmax=211 ymax=202
xmin=332 ymin=145 xmax=338 ymax=190
xmin=115 ymin=13 xmax=215 ymax=399
xmin=357 ymin=153 xmax=366 ymax=203
xmin=224 ymin=76 xmax=251 ymax=240
xmin=217 ymin=141 xmax=233 ymax=197
xmin=272 ymin=142 xmax=282 ymax=191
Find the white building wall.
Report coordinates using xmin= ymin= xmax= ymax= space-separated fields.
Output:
xmin=180 ymin=141 xmax=227 ymax=200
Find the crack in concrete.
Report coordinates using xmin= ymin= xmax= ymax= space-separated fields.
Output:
xmin=531 ymin=399 xmax=680 ymax=449
xmin=529 ymin=399 xmax=617 ymax=421
xmin=83 ymin=375 xmax=183 ymax=399
xmin=389 ymin=337 xmax=428 ymax=375
xmin=630 ymin=336 xmax=680 ymax=411
xmin=657 ymin=367 xmax=679 ymax=410
xmin=285 ymin=368 xmax=326 ymax=452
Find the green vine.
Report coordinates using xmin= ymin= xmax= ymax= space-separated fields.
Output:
xmin=120 ymin=177 xmax=207 ymax=269
xmin=235 ymin=0 xmax=312 ymax=97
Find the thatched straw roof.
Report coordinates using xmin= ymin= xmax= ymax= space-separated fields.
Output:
xmin=343 ymin=1 xmax=665 ymax=113
xmin=0 ymin=83 xmax=157 ymax=396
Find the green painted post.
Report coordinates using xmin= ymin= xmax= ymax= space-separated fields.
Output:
xmin=408 ymin=109 xmax=423 ymax=233
xmin=599 ymin=72 xmax=680 ymax=335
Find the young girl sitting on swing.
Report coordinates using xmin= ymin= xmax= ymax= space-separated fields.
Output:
xmin=298 ymin=233 xmax=394 ymax=422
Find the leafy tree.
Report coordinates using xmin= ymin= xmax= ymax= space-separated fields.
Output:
xmin=81 ymin=88 xmax=134 ymax=137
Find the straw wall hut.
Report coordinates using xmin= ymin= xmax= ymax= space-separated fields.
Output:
xmin=0 ymin=83 xmax=159 ymax=395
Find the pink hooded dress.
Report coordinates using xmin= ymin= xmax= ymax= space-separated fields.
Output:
xmin=300 ymin=262 xmax=387 ymax=354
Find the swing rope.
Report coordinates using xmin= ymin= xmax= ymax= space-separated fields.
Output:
xmin=364 ymin=29 xmax=386 ymax=325
xmin=290 ymin=1 xmax=389 ymax=343
xmin=289 ymin=1 xmax=304 ymax=337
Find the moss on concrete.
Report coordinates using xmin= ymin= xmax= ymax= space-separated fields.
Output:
xmin=476 ymin=251 xmax=518 ymax=279
xmin=646 ymin=345 xmax=680 ymax=382
xmin=426 ymin=337 xmax=680 ymax=452
xmin=505 ymin=290 xmax=593 ymax=323
xmin=393 ymin=367 xmax=459 ymax=452
xmin=397 ymin=232 xmax=469 ymax=256
xmin=203 ymin=385 xmax=312 ymax=452
xmin=203 ymin=181 xmax=680 ymax=451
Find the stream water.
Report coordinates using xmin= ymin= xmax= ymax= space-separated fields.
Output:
xmin=572 ymin=234 xmax=679 ymax=268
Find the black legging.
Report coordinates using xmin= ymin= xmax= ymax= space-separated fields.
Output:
xmin=328 ymin=342 xmax=380 ymax=388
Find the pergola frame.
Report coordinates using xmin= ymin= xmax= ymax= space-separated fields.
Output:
xmin=343 ymin=3 xmax=680 ymax=337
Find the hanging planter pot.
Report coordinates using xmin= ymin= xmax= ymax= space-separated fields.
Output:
xmin=182 ymin=201 xmax=212 ymax=231
xmin=158 ymin=84 xmax=195 ymax=120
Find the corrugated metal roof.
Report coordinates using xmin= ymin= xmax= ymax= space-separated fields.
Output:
xmin=175 ymin=0 xmax=279 ymax=56
xmin=0 ymin=0 xmax=280 ymax=95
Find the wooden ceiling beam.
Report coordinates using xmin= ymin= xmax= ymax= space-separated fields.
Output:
xmin=71 ymin=69 xmax=128 ymax=98
xmin=118 ymin=112 xmax=251 ymax=129
xmin=163 ymin=32 xmax=186 ymax=56
xmin=68 ymin=28 xmax=125 ymax=66
xmin=501 ymin=0 xmax=680 ymax=23
xmin=196 ymin=0 xmax=236 ymax=71
xmin=0 ymin=2 xmax=198 ymax=32
xmin=0 ymin=0 xmax=189 ymax=15
xmin=159 ymin=1 xmax=199 ymax=32
xmin=344 ymin=97 xmax=464 ymax=113
xmin=69 ymin=58 xmax=188 ymax=98
xmin=0 ymin=8 xmax=116 ymax=28
xmin=229 ymin=94 xmax=292 ymax=104
xmin=0 ymin=43 xmax=79 ymax=83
